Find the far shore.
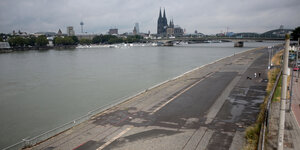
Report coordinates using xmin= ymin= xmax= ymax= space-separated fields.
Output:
xmin=0 ymin=45 xmax=77 ymax=53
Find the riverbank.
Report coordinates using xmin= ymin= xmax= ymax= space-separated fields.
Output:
xmin=0 ymin=45 xmax=76 ymax=53
xmin=7 ymin=45 xmax=276 ymax=150
xmin=0 ymin=42 xmax=283 ymax=149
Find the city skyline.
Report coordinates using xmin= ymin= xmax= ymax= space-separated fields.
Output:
xmin=0 ymin=0 xmax=300 ymax=34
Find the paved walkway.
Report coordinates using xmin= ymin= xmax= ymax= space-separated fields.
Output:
xmin=291 ymin=73 xmax=300 ymax=127
xmin=266 ymin=70 xmax=300 ymax=150
xmin=286 ymin=72 xmax=300 ymax=149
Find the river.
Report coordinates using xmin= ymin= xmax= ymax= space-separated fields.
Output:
xmin=0 ymin=42 xmax=282 ymax=148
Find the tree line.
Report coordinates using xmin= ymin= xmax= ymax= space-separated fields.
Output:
xmin=5 ymin=35 xmax=80 ymax=48
xmin=291 ymin=26 xmax=300 ymax=41
xmin=79 ymin=35 xmax=144 ymax=45
xmin=8 ymin=35 xmax=49 ymax=47
xmin=3 ymin=34 xmax=144 ymax=47
xmin=53 ymin=36 xmax=79 ymax=45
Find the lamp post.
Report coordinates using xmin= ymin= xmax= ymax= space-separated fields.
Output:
xmin=277 ymin=34 xmax=290 ymax=150
xmin=268 ymin=46 xmax=272 ymax=69
xmin=297 ymin=38 xmax=299 ymax=78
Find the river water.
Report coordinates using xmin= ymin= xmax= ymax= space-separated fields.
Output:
xmin=0 ymin=42 xmax=282 ymax=148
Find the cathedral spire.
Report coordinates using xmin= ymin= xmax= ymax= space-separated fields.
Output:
xmin=159 ymin=8 xmax=162 ymax=19
xmin=163 ymin=8 xmax=166 ymax=18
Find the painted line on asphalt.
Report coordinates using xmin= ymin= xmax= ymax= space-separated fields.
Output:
xmin=204 ymin=76 xmax=241 ymax=124
xmin=291 ymin=104 xmax=300 ymax=128
xmin=195 ymin=129 xmax=214 ymax=150
xmin=150 ymin=73 xmax=213 ymax=115
xmin=96 ymin=127 xmax=132 ymax=150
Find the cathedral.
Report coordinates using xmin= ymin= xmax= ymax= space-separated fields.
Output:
xmin=157 ymin=8 xmax=171 ymax=36
xmin=157 ymin=8 xmax=181 ymax=37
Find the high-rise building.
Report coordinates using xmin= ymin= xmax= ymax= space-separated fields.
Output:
xmin=67 ymin=26 xmax=75 ymax=36
xmin=108 ymin=28 xmax=118 ymax=35
xmin=133 ymin=26 xmax=137 ymax=35
xmin=134 ymin=23 xmax=140 ymax=34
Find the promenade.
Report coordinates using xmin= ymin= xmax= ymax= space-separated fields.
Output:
xmin=27 ymin=46 xmax=276 ymax=150
xmin=291 ymin=73 xmax=300 ymax=129
xmin=284 ymin=72 xmax=300 ymax=149
xmin=266 ymin=63 xmax=300 ymax=150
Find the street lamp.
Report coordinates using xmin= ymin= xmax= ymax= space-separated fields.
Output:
xmin=297 ymin=38 xmax=300 ymax=78
xmin=268 ymin=46 xmax=272 ymax=69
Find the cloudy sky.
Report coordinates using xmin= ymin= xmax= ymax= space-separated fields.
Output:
xmin=0 ymin=0 xmax=300 ymax=34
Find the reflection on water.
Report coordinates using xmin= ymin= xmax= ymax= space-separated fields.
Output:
xmin=0 ymin=42 xmax=282 ymax=148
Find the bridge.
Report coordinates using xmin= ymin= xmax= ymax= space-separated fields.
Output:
xmin=147 ymin=36 xmax=285 ymax=47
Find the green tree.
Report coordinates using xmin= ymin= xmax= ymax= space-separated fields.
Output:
xmin=62 ymin=37 xmax=75 ymax=45
xmin=0 ymin=33 xmax=6 ymax=42
xmin=53 ymin=36 xmax=75 ymax=45
xmin=291 ymin=26 xmax=300 ymax=41
xmin=8 ymin=37 xmax=16 ymax=46
xmin=54 ymin=37 xmax=63 ymax=45
xmin=8 ymin=36 xmax=25 ymax=47
xmin=108 ymin=38 xmax=117 ymax=44
xmin=79 ymin=39 xmax=92 ymax=45
xmin=92 ymin=35 xmax=103 ymax=44
xmin=25 ymin=36 xmax=36 ymax=46
xmin=36 ymin=35 xmax=48 ymax=46
xmin=102 ymin=35 xmax=117 ymax=44
xmin=125 ymin=35 xmax=143 ymax=43
xmin=71 ymin=36 xmax=79 ymax=44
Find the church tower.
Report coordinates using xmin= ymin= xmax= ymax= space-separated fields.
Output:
xmin=157 ymin=8 xmax=163 ymax=35
xmin=162 ymin=8 xmax=168 ymax=33
xmin=157 ymin=8 xmax=168 ymax=36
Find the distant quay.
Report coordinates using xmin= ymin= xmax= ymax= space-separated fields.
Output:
xmin=0 ymin=45 xmax=76 ymax=53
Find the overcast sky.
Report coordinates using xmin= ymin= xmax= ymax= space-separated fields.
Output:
xmin=0 ymin=0 xmax=300 ymax=34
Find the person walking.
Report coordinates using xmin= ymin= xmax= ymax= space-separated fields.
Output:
xmin=254 ymin=72 xmax=257 ymax=78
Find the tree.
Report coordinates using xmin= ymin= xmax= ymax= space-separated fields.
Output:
xmin=102 ymin=35 xmax=117 ymax=44
xmin=25 ymin=36 xmax=36 ymax=46
xmin=71 ymin=36 xmax=79 ymax=44
xmin=79 ymin=39 xmax=92 ymax=45
xmin=8 ymin=36 xmax=25 ymax=47
xmin=291 ymin=26 xmax=300 ymax=41
xmin=125 ymin=35 xmax=143 ymax=43
xmin=8 ymin=37 xmax=16 ymax=46
xmin=54 ymin=37 xmax=64 ymax=45
xmin=62 ymin=37 xmax=75 ymax=45
xmin=92 ymin=35 xmax=103 ymax=44
xmin=36 ymin=35 xmax=48 ymax=46
xmin=53 ymin=36 xmax=75 ymax=46
xmin=0 ymin=33 xmax=6 ymax=42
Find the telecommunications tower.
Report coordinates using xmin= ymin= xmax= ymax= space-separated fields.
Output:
xmin=80 ymin=21 xmax=84 ymax=33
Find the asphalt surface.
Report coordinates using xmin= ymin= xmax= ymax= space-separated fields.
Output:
xmin=28 ymin=45 xmax=283 ymax=150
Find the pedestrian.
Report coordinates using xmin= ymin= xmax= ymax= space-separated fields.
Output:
xmin=254 ymin=72 xmax=257 ymax=78
xmin=258 ymin=72 xmax=261 ymax=77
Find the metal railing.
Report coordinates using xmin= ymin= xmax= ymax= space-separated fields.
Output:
xmin=258 ymin=69 xmax=282 ymax=150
